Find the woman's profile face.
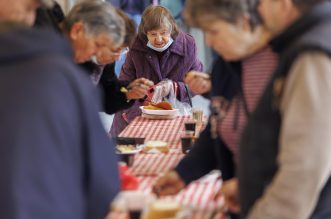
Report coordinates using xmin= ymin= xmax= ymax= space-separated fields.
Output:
xmin=146 ymin=25 xmax=172 ymax=48
xmin=201 ymin=18 xmax=263 ymax=61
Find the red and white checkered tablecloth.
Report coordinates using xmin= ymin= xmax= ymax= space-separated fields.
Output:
xmin=109 ymin=175 xmax=225 ymax=219
xmin=119 ymin=116 xmax=190 ymax=149
xmin=136 ymin=175 xmax=225 ymax=219
xmin=130 ymin=152 xmax=184 ymax=176
xmin=112 ymin=116 xmax=225 ymax=219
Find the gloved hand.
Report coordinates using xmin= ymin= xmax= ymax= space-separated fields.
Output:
xmin=148 ymin=80 xmax=174 ymax=103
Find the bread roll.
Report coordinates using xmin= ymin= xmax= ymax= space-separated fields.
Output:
xmin=144 ymin=201 xmax=181 ymax=219
xmin=143 ymin=140 xmax=169 ymax=153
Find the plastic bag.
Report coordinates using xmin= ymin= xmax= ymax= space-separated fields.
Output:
xmin=148 ymin=79 xmax=192 ymax=116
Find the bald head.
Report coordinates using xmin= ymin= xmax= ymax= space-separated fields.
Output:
xmin=0 ymin=0 xmax=50 ymax=26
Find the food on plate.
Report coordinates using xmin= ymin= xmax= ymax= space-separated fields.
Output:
xmin=153 ymin=101 xmax=173 ymax=110
xmin=143 ymin=105 xmax=164 ymax=110
xmin=143 ymin=140 xmax=169 ymax=153
xmin=144 ymin=200 xmax=181 ymax=219
xmin=143 ymin=101 xmax=173 ymax=110
xmin=116 ymin=144 xmax=137 ymax=153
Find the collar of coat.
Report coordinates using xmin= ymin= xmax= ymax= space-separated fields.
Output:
xmin=130 ymin=31 xmax=185 ymax=56
xmin=270 ymin=1 xmax=331 ymax=54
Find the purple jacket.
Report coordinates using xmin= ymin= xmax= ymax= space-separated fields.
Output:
xmin=110 ymin=31 xmax=203 ymax=136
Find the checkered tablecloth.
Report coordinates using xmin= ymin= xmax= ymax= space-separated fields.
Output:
xmin=119 ymin=116 xmax=191 ymax=149
xmin=130 ymin=152 xmax=185 ymax=176
xmin=112 ymin=116 xmax=225 ymax=219
xmin=108 ymin=175 xmax=225 ymax=219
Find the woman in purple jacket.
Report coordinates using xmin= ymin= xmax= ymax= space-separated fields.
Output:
xmin=110 ymin=5 xmax=203 ymax=136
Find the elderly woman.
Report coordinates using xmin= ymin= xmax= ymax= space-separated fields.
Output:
xmin=110 ymin=5 xmax=203 ymax=136
xmin=152 ymin=0 xmax=278 ymax=218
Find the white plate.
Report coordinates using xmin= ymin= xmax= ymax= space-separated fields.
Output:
xmin=116 ymin=144 xmax=143 ymax=154
xmin=140 ymin=106 xmax=179 ymax=116
xmin=142 ymin=113 xmax=176 ymax=120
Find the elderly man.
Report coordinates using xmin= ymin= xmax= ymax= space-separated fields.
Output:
xmin=46 ymin=1 xmax=153 ymax=113
xmin=61 ymin=0 xmax=125 ymax=64
xmin=0 ymin=0 xmax=121 ymax=218
xmin=235 ymin=0 xmax=331 ymax=218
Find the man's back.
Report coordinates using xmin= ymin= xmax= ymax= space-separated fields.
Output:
xmin=0 ymin=27 xmax=120 ymax=219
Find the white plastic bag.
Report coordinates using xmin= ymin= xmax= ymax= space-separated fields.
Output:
xmin=150 ymin=79 xmax=191 ymax=116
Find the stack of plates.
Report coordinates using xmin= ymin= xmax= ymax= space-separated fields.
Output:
xmin=140 ymin=106 xmax=179 ymax=120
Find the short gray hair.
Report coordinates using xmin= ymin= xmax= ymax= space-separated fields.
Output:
xmin=63 ymin=0 xmax=125 ymax=46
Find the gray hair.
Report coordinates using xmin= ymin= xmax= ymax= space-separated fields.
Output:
xmin=63 ymin=0 xmax=125 ymax=46
xmin=184 ymin=0 xmax=261 ymax=28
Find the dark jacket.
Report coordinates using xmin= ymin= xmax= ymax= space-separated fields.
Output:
xmin=239 ymin=2 xmax=331 ymax=218
xmin=175 ymin=57 xmax=241 ymax=183
xmin=80 ymin=62 xmax=135 ymax=114
xmin=210 ymin=56 xmax=241 ymax=100
xmin=111 ymin=31 xmax=203 ymax=136
xmin=0 ymin=27 xmax=120 ymax=219
xmin=34 ymin=2 xmax=64 ymax=32
xmin=175 ymin=56 xmax=241 ymax=219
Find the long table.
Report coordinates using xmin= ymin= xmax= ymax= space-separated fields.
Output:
xmin=111 ymin=116 xmax=224 ymax=219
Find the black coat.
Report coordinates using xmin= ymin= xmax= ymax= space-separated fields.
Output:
xmin=175 ymin=56 xmax=241 ymax=184
xmin=80 ymin=62 xmax=135 ymax=114
xmin=175 ymin=56 xmax=241 ymax=219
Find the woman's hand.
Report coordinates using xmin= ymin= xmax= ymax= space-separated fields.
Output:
xmin=219 ymin=178 xmax=241 ymax=214
xmin=185 ymin=71 xmax=211 ymax=95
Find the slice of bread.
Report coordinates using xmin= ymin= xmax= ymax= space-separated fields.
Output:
xmin=143 ymin=140 xmax=169 ymax=153
xmin=144 ymin=201 xmax=181 ymax=219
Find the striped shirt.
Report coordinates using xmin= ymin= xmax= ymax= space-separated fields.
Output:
xmin=218 ymin=47 xmax=278 ymax=164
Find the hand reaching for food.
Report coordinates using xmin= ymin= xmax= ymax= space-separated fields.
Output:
xmin=185 ymin=71 xmax=211 ymax=95
xmin=218 ymin=178 xmax=241 ymax=214
xmin=152 ymin=170 xmax=185 ymax=196
xmin=126 ymin=78 xmax=154 ymax=100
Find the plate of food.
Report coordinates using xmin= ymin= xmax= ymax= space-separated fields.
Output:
xmin=116 ymin=144 xmax=143 ymax=166
xmin=143 ymin=140 xmax=169 ymax=153
xmin=116 ymin=144 xmax=142 ymax=154
xmin=140 ymin=101 xmax=179 ymax=116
